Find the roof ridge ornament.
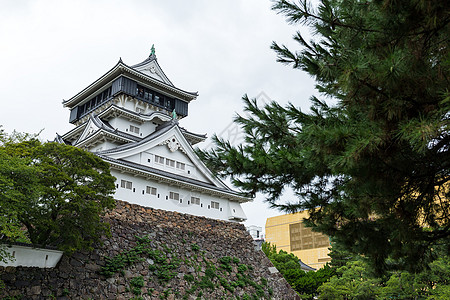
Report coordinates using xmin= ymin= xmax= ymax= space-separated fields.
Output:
xmin=172 ymin=109 xmax=177 ymax=120
xmin=150 ymin=44 xmax=156 ymax=57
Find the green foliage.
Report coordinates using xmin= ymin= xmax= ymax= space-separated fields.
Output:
xmin=149 ymin=252 xmax=180 ymax=283
xmin=262 ymin=242 xmax=335 ymax=296
xmin=237 ymin=264 xmax=248 ymax=273
xmin=260 ymin=277 xmax=267 ymax=286
xmin=319 ymin=260 xmax=381 ymax=300
xmin=181 ymin=254 xmax=271 ymax=299
xmin=197 ymin=276 xmax=214 ymax=290
xmin=318 ymin=255 xmax=450 ymax=299
xmin=130 ymin=276 xmax=145 ymax=288
xmin=218 ymin=276 xmax=234 ymax=293
xmin=0 ymin=132 xmax=116 ymax=258
xmin=219 ymin=256 xmax=233 ymax=272
xmin=241 ymin=293 xmax=250 ymax=300
xmin=191 ymin=243 xmax=200 ymax=251
xmin=199 ymin=0 xmax=450 ymax=274
xmin=101 ymin=236 xmax=272 ymax=298
xmin=131 ymin=287 xmax=142 ymax=296
xmin=101 ymin=235 xmax=180 ymax=283
xmin=205 ymin=265 xmax=216 ymax=278
xmin=101 ymin=236 xmax=151 ymax=277
xmin=327 ymin=239 xmax=354 ymax=269
xmin=2 ymin=296 xmax=24 ymax=300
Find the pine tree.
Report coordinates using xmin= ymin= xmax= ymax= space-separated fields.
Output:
xmin=198 ymin=0 xmax=450 ymax=273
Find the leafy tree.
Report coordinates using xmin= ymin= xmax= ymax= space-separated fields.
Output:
xmin=379 ymin=271 xmax=423 ymax=300
xmin=0 ymin=150 xmax=36 ymax=245
xmin=262 ymin=242 xmax=335 ymax=297
xmin=318 ymin=260 xmax=381 ymax=300
xmin=198 ymin=0 xmax=450 ymax=273
xmin=0 ymin=128 xmax=38 ymax=265
xmin=0 ymin=136 xmax=116 ymax=254
xmin=318 ymin=255 xmax=450 ymax=299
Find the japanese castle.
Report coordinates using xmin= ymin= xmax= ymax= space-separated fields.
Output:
xmin=56 ymin=47 xmax=249 ymax=222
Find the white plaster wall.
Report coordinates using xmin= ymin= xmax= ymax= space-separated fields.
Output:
xmin=120 ymin=99 xmax=139 ymax=112
xmin=108 ymin=117 xmax=157 ymax=138
xmin=112 ymin=170 xmax=245 ymax=222
xmin=133 ymin=60 xmax=166 ymax=83
xmin=121 ymin=145 xmax=210 ymax=183
xmin=90 ymin=140 xmax=121 ymax=152
xmin=149 ymin=145 xmax=209 ymax=182
xmin=0 ymin=245 xmax=63 ymax=268
xmin=118 ymin=99 xmax=169 ymax=117
xmin=246 ymin=225 xmax=263 ymax=240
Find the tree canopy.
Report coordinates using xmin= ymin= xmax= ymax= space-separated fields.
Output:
xmin=0 ymin=131 xmax=116 ymax=254
xmin=262 ymin=242 xmax=335 ymax=297
xmin=198 ymin=0 xmax=450 ymax=273
xmin=318 ymin=255 xmax=450 ymax=300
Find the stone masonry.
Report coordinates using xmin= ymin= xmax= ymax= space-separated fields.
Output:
xmin=1 ymin=201 xmax=298 ymax=299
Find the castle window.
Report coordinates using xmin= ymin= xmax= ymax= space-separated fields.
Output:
xmin=191 ymin=197 xmax=200 ymax=205
xmin=130 ymin=125 xmax=140 ymax=134
xmin=166 ymin=158 xmax=175 ymax=167
xmin=120 ymin=180 xmax=132 ymax=190
xmin=146 ymin=186 xmax=157 ymax=195
xmin=176 ymin=162 xmax=185 ymax=170
xmin=169 ymin=192 xmax=179 ymax=201
xmin=155 ymin=155 xmax=164 ymax=164
xmin=211 ymin=201 xmax=220 ymax=209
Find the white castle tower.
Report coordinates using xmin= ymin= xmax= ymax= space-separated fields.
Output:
xmin=56 ymin=47 xmax=250 ymax=222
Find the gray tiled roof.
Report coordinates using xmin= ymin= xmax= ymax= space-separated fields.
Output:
xmin=298 ymin=260 xmax=316 ymax=272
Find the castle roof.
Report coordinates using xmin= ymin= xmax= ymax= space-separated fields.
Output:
xmin=63 ymin=55 xmax=198 ymax=109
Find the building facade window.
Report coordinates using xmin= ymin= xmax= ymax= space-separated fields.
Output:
xmin=211 ymin=201 xmax=220 ymax=209
xmin=155 ymin=155 xmax=164 ymax=164
xmin=136 ymin=84 xmax=176 ymax=112
xmin=191 ymin=197 xmax=200 ymax=205
xmin=153 ymin=154 xmax=186 ymax=171
xmin=76 ymin=86 xmax=112 ymax=120
xmin=129 ymin=125 xmax=140 ymax=134
xmin=169 ymin=192 xmax=179 ymax=201
xmin=120 ymin=179 xmax=132 ymax=190
xmin=146 ymin=186 xmax=157 ymax=195
xmin=166 ymin=158 xmax=175 ymax=167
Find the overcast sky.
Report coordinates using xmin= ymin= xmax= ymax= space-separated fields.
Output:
xmin=0 ymin=0 xmax=318 ymax=231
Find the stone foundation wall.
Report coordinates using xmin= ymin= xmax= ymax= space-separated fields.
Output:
xmin=1 ymin=201 xmax=298 ymax=299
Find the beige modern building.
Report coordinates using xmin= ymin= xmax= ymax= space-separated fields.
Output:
xmin=265 ymin=211 xmax=331 ymax=269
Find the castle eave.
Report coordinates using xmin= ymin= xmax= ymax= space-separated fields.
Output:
xmin=100 ymin=155 xmax=251 ymax=203
xmin=63 ymin=62 xmax=197 ymax=108
xmin=75 ymin=130 xmax=136 ymax=149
